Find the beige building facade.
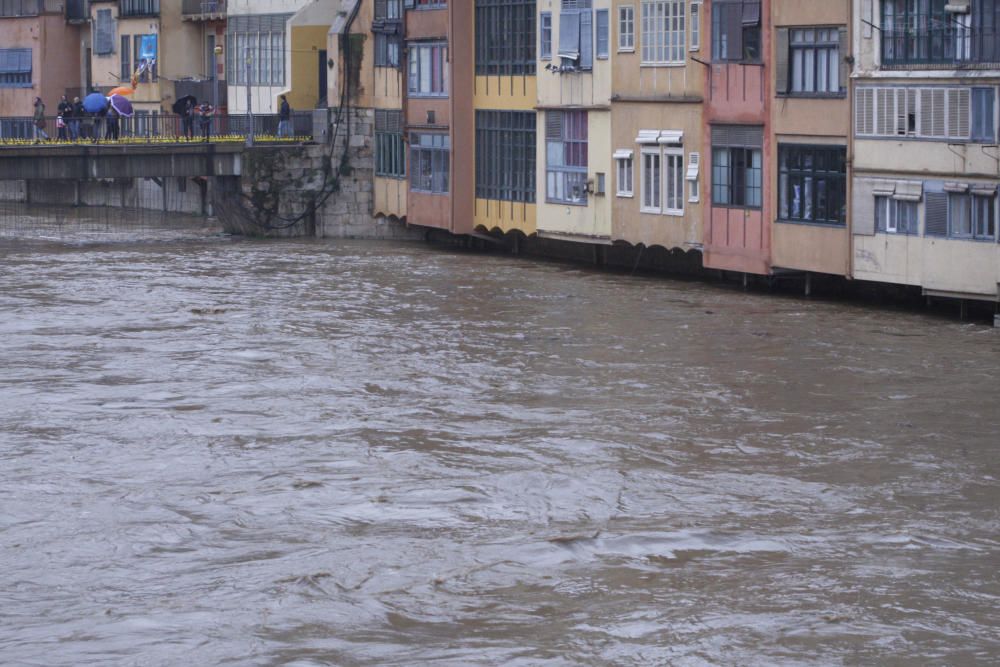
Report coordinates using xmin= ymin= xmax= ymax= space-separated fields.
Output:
xmin=851 ymin=0 xmax=1000 ymax=301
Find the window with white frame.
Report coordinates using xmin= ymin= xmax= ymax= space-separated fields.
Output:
xmin=690 ymin=0 xmax=701 ymax=51
xmin=597 ymin=9 xmax=609 ymax=58
xmin=875 ymin=196 xmax=919 ymax=234
xmin=686 ymin=151 xmax=700 ymax=202
xmin=948 ymin=190 xmax=997 ymax=240
xmin=641 ymin=0 xmax=686 ymax=64
xmin=619 ymin=5 xmax=635 ymax=51
xmin=615 ymin=150 xmax=634 ymax=196
xmin=638 ymin=131 xmax=685 ymax=215
xmin=541 ymin=12 xmax=553 ymax=59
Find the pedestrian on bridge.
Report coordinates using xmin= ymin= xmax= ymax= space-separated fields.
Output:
xmin=278 ymin=95 xmax=292 ymax=138
xmin=32 ymin=98 xmax=49 ymax=143
xmin=106 ymin=107 xmax=120 ymax=141
xmin=69 ymin=97 xmax=83 ymax=141
xmin=198 ymin=103 xmax=214 ymax=142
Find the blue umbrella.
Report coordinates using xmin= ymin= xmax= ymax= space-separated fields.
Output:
xmin=83 ymin=93 xmax=108 ymax=113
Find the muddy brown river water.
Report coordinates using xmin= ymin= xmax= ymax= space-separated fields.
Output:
xmin=1 ymin=236 xmax=998 ymax=666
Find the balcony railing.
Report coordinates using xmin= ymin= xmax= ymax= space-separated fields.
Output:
xmin=119 ymin=0 xmax=159 ymax=18
xmin=65 ymin=0 xmax=87 ymax=21
xmin=182 ymin=0 xmax=225 ymax=17
xmin=0 ymin=0 xmax=40 ymax=17
xmin=882 ymin=27 xmax=1000 ymax=68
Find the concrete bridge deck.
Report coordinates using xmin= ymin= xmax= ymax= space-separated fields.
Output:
xmin=0 ymin=142 xmax=263 ymax=181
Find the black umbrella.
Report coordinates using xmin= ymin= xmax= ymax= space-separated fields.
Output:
xmin=172 ymin=95 xmax=197 ymax=115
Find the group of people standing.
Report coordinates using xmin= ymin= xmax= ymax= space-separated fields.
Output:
xmin=29 ymin=94 xmax=293 ymax=143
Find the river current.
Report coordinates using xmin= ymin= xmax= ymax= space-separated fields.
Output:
xmin=1 ymin=236 xmax=998 ymax=665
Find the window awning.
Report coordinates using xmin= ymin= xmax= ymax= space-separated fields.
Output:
xmin=893 ymin=181 xmax=923 ymax=202
xmin=686 ymin=153 xmax=701 ymax=181
xmin=742 ymin=0 xmax=761 ymax=26
xmin=613 ymin=149 xmax=634 ymax=160
xmin=635 ymin=129 xmax=660 ymax=144
xmin=971 ymin=183 xmax=997 ymax=196
xmin=871 ymin=179 xmax=896 ymax=196
xmin=658 ymin=130 xmax=684 ymax=145
xmin=0 ymin=49 xmax=31 ymax=74
xmin=943 ymin=182 xmax=969 ymax=193
xmin=945 ymin=0 xmax=971 ymax=13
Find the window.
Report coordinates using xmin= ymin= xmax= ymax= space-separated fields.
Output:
xmin=690 ymin=0 xmax=701 ymax=51
xmin=0 ymin=48 xmax=31 ymax=87
xmin=546 ymin=110 xmax=589 ymax=204
xmin=476 ymin=110 xmax=537 ymax=203
xmin=639 ymin=136 xmax=684 ymax=215
xmin=375 ymin=110 xmax=405 ymax=178
xmin=375 ymin=0 xmax=403 ymax=19
xmin=133 ymin=35 xmax=157 ymax=82
xmin=881 ymin=0 xmax=1000 ymax=66
xmin=408 ymin=42 xmax=447 ymax=96
xmin=641 ymin=0 xmax=686 ymax=64
xmin=615 ymin=151 xmax=634 ymax=197
xmin=410 ymin=133 xmax=450 ymax=194
xmin=781 ymin=28 xmax=843 ymax=95
xmin=687 ymin=151 xmax=701 ymax=202
xmin=972 ymin=87 xmax=995 ymax=143
xmin=414 ymin=0 xmax=447 ymax=7
xmin=596 ymin=9 xmax=609 ymax=58
xmin=120 ymin=35 xmax=131 ymax=82
xmin=855 ymin=86 xmax=983 ymax=141
xmin=948 ymin=191 xmax=997 ymax=240
xmin=541 ymin=12 xmax=553 ymax=59
xmin=94 ymin=8 xmax=115 ymax=56
xmin=375 ymin=33 xmax=401 ymax=67
xmin=0 ymin=0 xmax=40 ymax=18
xmin=712 ymin=0 xmax=760 ymax=62
xmin=558 ymin=0 xmax=593 ymax=70
xmin=778 ymin=145 xmax=847 ymax=225
xmin=119 ymin=0 xmax=159 ymax=17
xmin=619 ymin=5 xmax=635 ymax=51
xmin=712 ymin=125 xmax=763 ymax=208
xmin=641 ymin=148 xmax=661 ymax=211
xmin=875 ymin=196 xmax=919 ymax=234
xmin=227 ymin=15 xmax=288 ymax=86
xmin=475 ymin=0 xmax=536 ymax=76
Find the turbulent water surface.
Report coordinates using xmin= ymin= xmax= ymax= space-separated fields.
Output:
xmin=1 ymin=233 xmax=999 ymax=666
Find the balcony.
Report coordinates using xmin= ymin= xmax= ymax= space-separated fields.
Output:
xmin=119 ymin=0 xmax=159 ymax=18
xmin=182 ymin=0 xmax=225 ymax=21
xmin=65 ymin=0 xmax=87 ymax=22
xmin=0 ymin=0 xmax=40 ymax=18
xmin=882 ymin=27 xmax=1000 ymax=70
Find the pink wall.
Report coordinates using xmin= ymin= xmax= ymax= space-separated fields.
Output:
xmin=703 ymin=0 xmax=772 ymax=275
xmin=0 ymin=15 xmax=82 ymax=117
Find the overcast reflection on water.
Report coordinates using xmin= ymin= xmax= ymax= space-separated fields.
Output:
xmin=1 ymin=237 xmax=999 ymax=666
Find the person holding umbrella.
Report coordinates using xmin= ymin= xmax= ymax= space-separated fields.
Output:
xmin=82 ymin=92 xmax=108 ymax=142
xmin=183 ymin=98 xmax=195 ymax=140
xmin=106 ymin=107 xmax=120 ymax=141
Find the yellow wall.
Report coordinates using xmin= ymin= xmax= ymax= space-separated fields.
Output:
xmin=286 ymin=25 xmax=329 ymax=110
xmin=472 ymin=75 xmax=538 ymax=234
xmin=536 ymin=109 xmax=613 ymax=240
xmin=374 ymin=176 xmax=407 ymax=219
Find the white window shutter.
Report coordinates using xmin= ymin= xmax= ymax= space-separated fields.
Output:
xmin=947 ymin=88 xmax=970 ymax=139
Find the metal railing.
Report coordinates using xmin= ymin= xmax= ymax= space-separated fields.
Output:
xmin=182 ymin=0 xmax=225 ymax=15
xmin=65 ymin=0 xmax=87 ymax=21
xmin=0 ymin=112 xmax=313 ymax=143
xmin=882 ymin=27 xmax=1000 ymax=68
xmin=119 ymin=0 xmax=159 ymax=18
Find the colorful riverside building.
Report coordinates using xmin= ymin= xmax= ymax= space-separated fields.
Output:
xmin=851 ymin=0 xmax=1000 ymax=303
xmin=610 ymin=0 xmax=706 ymax=255
xmin=0 ymin=0 xmax=85 ymax=120
xmin=769 ymin=0 xmax=851 ymax=278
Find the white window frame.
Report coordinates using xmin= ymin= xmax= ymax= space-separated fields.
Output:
xmin=615 ymin=150 xmax=634 ymax=197
xmin=641 ymin=147 xmax=661 ymax=212
xmin=664 ymin=146 xmax=685 ymax=215
xmin=619 ymin=5 xmax=635 ymax=52
xmin=690 ymin=0 xmax=701 ymax=52
xmin=641 ymin=0 xmax=686 ymax=65
xmin=686 ymin=151 xmax=700 ymax=203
